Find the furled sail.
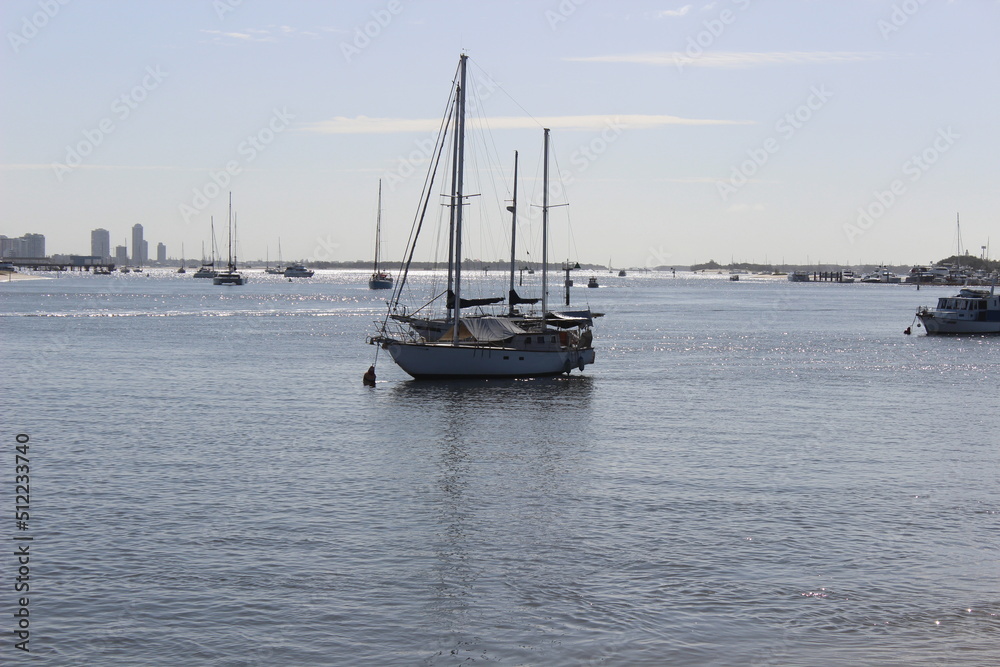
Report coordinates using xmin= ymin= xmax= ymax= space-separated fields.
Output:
xmin=446 ymin=290 xmax=504 ymax=310
xmin=509 ymin=289 xmax=540 ymax=306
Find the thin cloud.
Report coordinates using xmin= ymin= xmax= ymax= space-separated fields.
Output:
xmin=302 ymin=114 xmax=753 ymax=134
xmin=657 ymin=5 xmax=693 ymax=18
xmin=200 ymin=29 xmax=276 ymax=43
xmin=568 ymin=51 xmax=887 ymax=68
xmin=0 ymin=164 xmax=184 ymax=172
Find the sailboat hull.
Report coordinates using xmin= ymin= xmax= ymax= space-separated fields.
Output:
xmin=369 ymin=277 xmax=393 ymax=290
xmin=213 ymin=272 xmax=244 ymax=285
xmin=384 ymin=341 xmax=595 ymax=379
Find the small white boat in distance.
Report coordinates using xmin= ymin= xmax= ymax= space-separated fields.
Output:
xmin=193 ymin=264 xmax=216 ymax=278
xmin=284 ymin=263 xmax=314 ymax=278
xmin=916 ymin=287 xmax=1000 ymax=334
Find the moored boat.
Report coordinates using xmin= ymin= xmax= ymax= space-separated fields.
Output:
xmin=915 ymin=287 xmax=1000 ymax=334
xmin=284 ymin=263 xmax=314 ymax=278
xmin=370 ymin=55 xmax=596 ymax=379
xmin=368 ymin=180 xmax=394 ymax=290
xmin=213 ymin=194 xmax=245 ymax=286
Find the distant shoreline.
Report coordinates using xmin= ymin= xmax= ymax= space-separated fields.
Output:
xmin=0 ymin=271 xmax=49 ymax=281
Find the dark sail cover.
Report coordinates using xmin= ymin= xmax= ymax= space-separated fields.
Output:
xmin=447 ymin=290 xmax=504 ymax=310
xmin=509 ymin=289 xmax=540 ymax=306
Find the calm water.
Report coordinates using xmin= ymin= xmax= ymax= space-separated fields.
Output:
xmin=2 ymin=270 xmax=999 ymax=666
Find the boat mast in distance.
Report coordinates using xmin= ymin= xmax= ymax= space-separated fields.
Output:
xmin=369 ymin=179 xmax=393 ymax=290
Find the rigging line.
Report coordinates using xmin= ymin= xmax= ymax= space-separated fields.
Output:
xmin=389 ymin=56 xmax=464 ymax=303
xmin=389 ymin=86 xmax=457 ymax=308
xmin=462 ymin=80 xmax=509 ymax=276
xmin=548 ymin=144 xmax=590 ymax=308
xmin=469 ymin=59 xmax=545 ymax=131
xmin=467 ymin=66 xmax=512 ymax=203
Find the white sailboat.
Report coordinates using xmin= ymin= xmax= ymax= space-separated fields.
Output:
xmin=265 ymin=239 xmax=285 ymax=275
xmin=193 ymin=223 xmax=218 ymax=278
xmin=370 ymin=54 xmax=596 ymax=379
xmin=369 ymin=179 xmax=393 ymax=290
xmin=213 ymin=193 xmax=245 ymax=285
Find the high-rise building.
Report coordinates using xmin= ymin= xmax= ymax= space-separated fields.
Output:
xmin=24 ymin=234 xmax=44 ymax=257
xmin=156 ymin=242 xmax=166 ymax=263
xmin=91 ymin=228 xmax=111 ymax=260
xmin=131 ymin=224 xmax=144 ymax=265
xmin=115 ymin=245 xmax=128 ymax=264
xmin=0 ymin=233 xmax=45 ymax=258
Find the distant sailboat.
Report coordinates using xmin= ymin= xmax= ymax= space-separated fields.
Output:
xmin=177 ymin=243 xmax=186 ymax=273
xmin=265 ymin=239 xmax=285 ymax=275
xmin=369 ymin=179 xmax=393 ymax=290
xmin=193 ymin=222 xmax=218 ymax=278
xmin=213 ymin=193 xmax=245 ymax=285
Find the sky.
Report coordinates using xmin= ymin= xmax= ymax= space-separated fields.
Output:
xmin=3 ymin=0 xmax=1000 ymax=268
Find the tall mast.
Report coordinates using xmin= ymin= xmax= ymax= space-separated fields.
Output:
xmin=541 ymin=127 xmax=550 ymax=327
xmin=227 ymin=192 xmax=233 ymax=270
xmin=451 ymin=54 xmax=468 ymax=345
xmin=373 ymin=179 xmax=382 ymax=273
xmin=445 ymin=76 xmax=460 ymax=323
xmin=956 ymin=212 xmax=964 ymax=257
xmin=507 ymin=150 xmax=519 ymax=315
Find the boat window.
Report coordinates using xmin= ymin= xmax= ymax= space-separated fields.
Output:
xmin=525 ymin=337 xmax=531 ymax=344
